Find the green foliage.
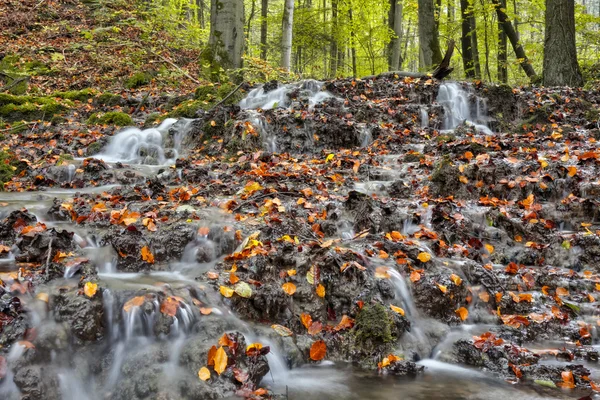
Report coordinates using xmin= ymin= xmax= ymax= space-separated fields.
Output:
xmin=87 ymin=111 xmax=133 ymax=126
xmin=0 ymin=94 xmax=66 ymax=122
xmin=0 ymin=151 xmax=17 ymax=189
xmin=353 ymin=303 xmax=393 ymax=347
xmin=167 ymin=99 xmax=207 ymax=118
xmin=125 ymin=72 xmax=152 ymax=89
xmin=53 ymin=89 xmax=96 ymax=102
xmin=95 ymin=93 xmax=123 ymax=106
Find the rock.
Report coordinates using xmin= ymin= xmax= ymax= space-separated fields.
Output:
xmin=53 ymin=290 xmax=104 ymax=342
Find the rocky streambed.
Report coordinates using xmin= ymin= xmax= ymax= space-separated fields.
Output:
xmin=0 ymin=76 xmax=600 ymax=399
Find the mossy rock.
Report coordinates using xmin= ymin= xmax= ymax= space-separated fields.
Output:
xmin=0 ymin=93 xmax=66 ymax=122
xmin=167 ymin=100 xmax=208 ymax=118
xmin=143 ymin=112 xmax=163 ymax=128
xmin=87 ymin=111 xmax=133 ymax=126
xmin=95 ymin=92 xmax=124 ymax=107
xmin=125 ymin=72 xmax=152 ymax=89
xmin=0 ymin=151 xmax=17 ymax=189
xmin=53 ymin=89 xmax=95 ymax=102
xmin=195 ymin=85 xmax=217 ymax=100
xmin=353 ymin=303 xmax=393 ymax=349
xmin=86 ymin=141 xmax=103 ymax=156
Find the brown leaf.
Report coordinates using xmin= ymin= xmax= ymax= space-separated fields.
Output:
xmin=309 ymin=340 xmax=327 ymax=361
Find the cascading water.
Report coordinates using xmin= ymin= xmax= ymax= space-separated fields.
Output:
xmin=94 ymin=118 xmax=192 ymax=165
xmin=436 ymin=82 xmax=492 ymax=134
xmin=239 ymin=80 xmax=334 ymax=110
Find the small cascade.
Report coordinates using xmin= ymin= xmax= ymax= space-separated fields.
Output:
xmin=420 ymin=107 xmax=430 ymax=128
xmin=437 ymin=82 xmax=492 ymax=134
xmin=95 ymin=118 xmax=186 ymax=165
xmin=245 ymin=110 xmax=278 ymax=153
xmin=239 ymin=80 xmax=334 ymax=110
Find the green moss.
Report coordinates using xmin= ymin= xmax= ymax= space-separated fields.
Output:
xmin=0 ymin=151 xmax=17 ymax=189
xmin=87 ymin=111 xmax=133 ymax=126
xmin=56 ymin=154 xmax=74 ymax=166
xmin=436 ymin=134 xmax=456 ymax=144
xmin=353 ymin=304 xmax=393 ymax=348
xmin=125 ymin=72 xmax=152 ymax=89
xmin=0 ymin=93 xmax=66 ymax=122
xmin=53 ymin=89 xmax=95 ymax=102
xmin=95 ymin=92 xmax=123 ymax=106
xmin=86 ymin=142 xmax=103 ymax=156
xmin=143 ymin=112 xmax=163 ymax=128
xmin=167 ymin=100 xmax=208 ymax=118
xmin=195 ymin=85 xmax=217 ymax=100
xmin=430 ymin=154 xmax=454 ymax=183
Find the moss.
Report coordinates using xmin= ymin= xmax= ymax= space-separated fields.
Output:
xmin=0 ymin=94 xmax=66 ymax=122
xmin=0 ymin=151 xmax=16 ymax=189
xmin=56 ymin=154 xmax=74 ymax=166
xmin=87 ymin=141 xmax=103 ymax=156
xmin=404 ymin=152 xmax=424 ymax=163
xmin=353 ymin=304 xmax=393 ymax=348
xmin=125 ymin=72 xmax=152 ymax=89
xmin=430 ymin=155 xmax=454 ymax=183
xmin=143 ymin=112 xmax=163 ymax=128
xmin=195 ymin=85 xmax=217 ymax=100
xmin=436 ymin=134 xmax=456 ymax=144
xmin=167 ymin=99 xmax=208 ymax=118
xmin=87 ymin=111 xmax=133 ymax=126
xmin=53 ymin=89 xmax=95 ymax=102
xmin=95 ymin=92 xmax=123 ymax=106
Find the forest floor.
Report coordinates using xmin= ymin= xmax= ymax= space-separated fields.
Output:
xmin=2 ymin=1 xmax=600 ymax=400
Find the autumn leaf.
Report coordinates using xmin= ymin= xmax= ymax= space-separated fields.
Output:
xmin=437 ymin=283 xmax=448 ymax=294
xmin=220 ymin=286 xmax=234 ymax=298
xmin=234 ymin=282 xmax=253 ymax=298
xmin=557 ymin=370 xmax=575 ymax=389
xmin=123 ymin=296 xmax=145 ymax=312
xmin=271 ymin=324 xmax=293 ymax=337
xmin=334 ymin=315 xmax=355 ymax=331
xmin=556 ymin=287 xmax=569 ymax=296
xmin=484 ymin=244 xmax=494 ymax=254
xmin=83 ymin=282 xmax=97 ymax=298
xmin=390 ymin=305 xmax=405 ymax=316
xmin=459 ymin=176 xmax=468 ymax=184
xmin=567 ymin=166 xmax=577 ymax=177
xmin=300 ymin=313 xmax=313 ymax=330
xmin=417 ymin=252 xmax=431 ymax=262
xmin=316 ymin=284 xmax=325 ymax=298
xmin=207 ymin=345 xmax=217 ymax=366
xmin=160 ymin=296 xmax=180 ymax=317
xmin=282 ymin=282 xmax=297 ymax=295
xmin=213 ymin=346 xmax=228 ymax=375
xmin=456 ymin=307 xmax=468 ymax=321
xmin=450 ymin=274 xmax=462 ymax=286
xmin=198 ymin=367 xmax=211 ymax=381
xmin=141 ymin=246 xmax=154 ymax=264
xmin=410 ymin=270 xmax=421 ymax=282
xmin=309 ymin=340 xmax=327 ymax=361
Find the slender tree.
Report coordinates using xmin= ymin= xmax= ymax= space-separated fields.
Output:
xmin=208 ymin=0 xmax=245 ymax=69
xmin=388 ymin=0 xmax=404 ymax=71
xmin=543 ymin=0 xmax=583 ymax=86
xmin=260 ymin=0 xmax=268 ymax=60
xmin=497 ymin=0 xmax=507 ymax=83
xmin=281 ymin=0 xmax=295 ymax=71
xmin=418 ymin=0 xmax=443 ymax=69
xmin=460 ymin=0 xmax=475 ymax=77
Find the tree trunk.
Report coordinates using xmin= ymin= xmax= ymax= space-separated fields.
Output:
xmin=329 ymin=0 xmax=339 ymax=77
xmin=388 ymin=0 xmax=404 ymax=71
xmin=497 ymin=0 xmax=507 ymax=83
xmin=418 ymin=0 xmax=443 ymax=69
xmin=543 ymin=0 xmax=583 ymax=86
xmin=468 ymin=6 xmax=481 ymax=78
xmin=460 ymin=0 xmax=475 ymax=77
xmin=281 ymin=0 xmax=295 ymax=71
xmin=208 ymin=0 xmax=245 ymax=69
xmin=260 ymin=0 xmax=268 ymax=60
xmin=349 ymin=8 xmax=358 ymax=77
xmin=246 ymin=0 xmax=256 ymax=44
xmin=491 ymin=0 xmax=537 ymax=80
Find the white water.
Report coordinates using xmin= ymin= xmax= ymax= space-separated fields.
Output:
xmin=437 ymin=82 xmax=492 ymax=134
xmin=239 ymin=80 xmax=335 ymax=110
xmin=94 ymin=118 xmax=185 ymax=165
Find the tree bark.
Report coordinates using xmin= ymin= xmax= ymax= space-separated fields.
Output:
xmin=388 ymin=0 xmax=404 ymax=71
xmin=329 ymin=0 xmax=339 ymax=77
xmin=497 ymin=0 xmax=507 ymax=83
xmin=543 ymin=0 xmax=583 ymax=86
xmin=418 ymin=0 xmax=443 ymax=70
xmin=460 ymin=0 xmax=475 ymax=77
xmin=491 ymin=0 xmax=537 ymax=80
xmin=349 ymin=7 xmax=358 ymax=77
xmin=468 ymin=5 xmax=481 ymax=78
xmin=260 ymin=0 xmax=268 ymax=60
xmin=208 ymin=0 xmax=245 ymax=69
xmin=281 ymin=0 xmax=295 ymax=71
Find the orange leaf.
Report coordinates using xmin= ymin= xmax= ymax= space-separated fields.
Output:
xmin=198 ymin=367 xmax=211 ymax=381
xmin=123 ymin=296 xmax=145 ymax=312
xmin=207 ymin=345 xmax=217 ymax=366
xmin=213 ymin=346 xmax=228 ymax=375
xmin=141 ymin=246 xmax=154 ymax=264
xmin=417 ymin=252 xmax=431 ymax=262
xmin=390 ymin=305 xmax=405 ymax=316
xmin=334 ymin=315 xmax=355 ymax=331
xmin=300 ymin=313 xmax=313 ymax=330
xmin=309 ymin=340 xmax=327 ymax=361
xmin=83 ymin=282 xmax=98 ymax=298
xmin=556 ymin=287 xmax=569 ymax=296
xmin=219 ymin=333 xmax=233 ymax=347
xmin=557 ymin=370 xmax=575 ymax=389
xmin=456 ymin=307 xmax=468 ymax=321
xmin=567 ymin=166 xmax=577 ymax=177
xmin=450 ymin=274 xmax=462 ymax=286
xmin=282 ymin=282 xmax=297 ymax=295
xmin=160 ymin=296 xmax=180 ymax=317
xmin=437 ymin=283 xmax=447 ymax=294
xmin=410 ymin=271 xmax=421 ymax=282
xmin=316 ymin=284 xmax=325 ymax=298
xmin=478 ymin=291 xmax=490 ymax=302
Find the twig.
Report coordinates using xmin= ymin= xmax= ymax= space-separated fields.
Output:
xmin=45 ymin=238 xmax=53 ymax=279
xmin=0 ymin=75 xmax=30 ymax=93
xmin=32 ymin=0 xmax=47 ymax=10
xmin=134 ymin=93 xmax=150 ymax=114
xmin=0 ymin=122 xmax=36 ymax=132
xmin=208 ymin=82 xmax=245 ymax=112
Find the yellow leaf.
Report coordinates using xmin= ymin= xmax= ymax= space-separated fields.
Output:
xmin=325 ymin=154 xmax=335 ymax=162
xmin=198 ymin=367 xmax=211 ymax=381
xmin=484 ymin=244 xmax=494 ymax=254
xmin=282 ymin=282 xmax=297 ymax=295
xmin=459 ymin=176 xmax=468 ymax=184
xmin=417 ymin=252 xmax=431 ymax=262
xmin=220 ymin=286 xmax=234 ymax=298
xmin=390 ymin=305 xmax=405 ymax=316
xmin=141 ymin=246 xmax=155 ymax=264
xmin=456 ymin=307 xmax=468 ymax=321
xmin=210 ymin=120 xmax=216 ymax=127
xmin=437 ymin=284 xmax=448 ymax=294
xmin=450 ymin=274 xmax=462 ymax=286
xmin=271 ymin=324 xmax=293 ymax=337
xmin=243 ymin=181 xmax=263 ymax=194
xmin=567 ymin=166 xmax=577 ymax=177
xmin=316 ymin=284 xmax=325 ymax=298
xmin=36 ymin=292 xmax=49 ymax=303
xmin=287 ymin=269 xmax=297 ymax=276
xmin=213 ymin=346 xmax=228 ymax=375
xmin=84 ymin=282 xmax=97 ymax=298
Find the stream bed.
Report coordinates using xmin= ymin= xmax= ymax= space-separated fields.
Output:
xmin=0 ymin=76 xmax=599 ymax=399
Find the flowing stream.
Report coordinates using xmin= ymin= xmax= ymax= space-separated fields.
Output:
xmin=0 ymin=81 xmax=580 ymax=400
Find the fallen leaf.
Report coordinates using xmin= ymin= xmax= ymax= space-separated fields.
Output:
xmin=220 ymin=286 xmax=234 ymax=298
xmin=390 ymin=305 xmax=405 ymax=316
xmin=198 ymin=367 xmax=211 ymax=381
xmin=300 ymin=313 xmax=313 ymax=330
xmin=282 ymin=282 xmax=297 ymax=295
xmin=160 ymin=296 xmax=180 ymax=317
xmin=456 ymin=307 xmax=468 ymax=321
xmin=213 ymin=346 xmax=228 ymax=375
xmin=557 ymin=370 xmax=575 ymax=389
xmin=334 ymin=315 xmax=355 ymax=331
xmin=437 ymin=284 xmax=448 ymax=294
xmin=271 ymin=324 xmax=293 ymax=337
xmin=410 ymin=270 xmax=421 ymax=282
xmin=123 ymin=296 xmax=145 ymax=312
xmin=309 ymin=340 xmax=327 ymax=361
xmin=417 ymin=252 xmax=431 ymax=262
xmin=316 ymin=284 xmax=326 ymax=298
xmin=83 ymin=282 xmax=97 ymax=298
xmin=141 ymin=246 xmax=155 ymax=264
xmin=450 ymin=274 xmax=462 ymax=286
xmin=234 ymin=282 xmax=253 ymax=298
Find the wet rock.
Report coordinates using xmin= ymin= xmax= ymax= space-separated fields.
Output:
xmin=53 ymin=290 xmax=104 ymax=342
xmin=0 ymin=210 xmax=37 ymax=243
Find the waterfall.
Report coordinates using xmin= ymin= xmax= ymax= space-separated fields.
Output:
xmin=239 ymin=80 xmax=335 ymax=110
xmin=437 ymin=82 xmax=492 ymax=134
